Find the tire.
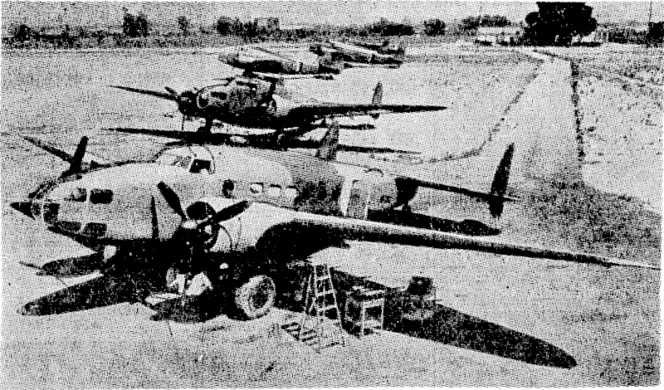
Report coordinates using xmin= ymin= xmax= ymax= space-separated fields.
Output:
xmin=233 ymin=275 xmax=276 ymax=320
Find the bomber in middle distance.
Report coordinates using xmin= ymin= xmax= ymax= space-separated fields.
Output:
xmin=111 ymin=77 xmax=446 ymax=144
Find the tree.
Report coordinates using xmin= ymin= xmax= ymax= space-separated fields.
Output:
xmin=524 ymin=2 xmax=597 ymax=46
xmin=368 ymin=18 xmax=414 ymax=36
xmin=135 ymin=12 xmax=150 ymax=37
xmin=216 ymin=16 xmax=233 ymax=35
xmin=12 ymin=23 xmax=34 ymax=41
xmin=177 ymin=16 xmax=190 ymax=36
xmin=460 ymin=16 xmax=480 ymax=31
xmin=424 ymin=19 xmax=446 ymax=36
xmin=122 ymin=9 xmax=150 ymax=38
xmin=647 ymin=21 xmax=664 ymax=45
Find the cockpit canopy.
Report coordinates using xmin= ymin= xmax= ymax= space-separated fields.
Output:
xmin=154 ymin=146 xmax=214 ymax=174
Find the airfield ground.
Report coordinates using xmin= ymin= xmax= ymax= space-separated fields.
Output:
xmin=1 ymin=44 xmax=660 ymax=387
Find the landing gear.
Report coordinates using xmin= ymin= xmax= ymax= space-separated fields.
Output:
xmin=233 ymin=274 xmax=276 ymax=320
xmin=197 ymin=118 xmax=214 ymax=134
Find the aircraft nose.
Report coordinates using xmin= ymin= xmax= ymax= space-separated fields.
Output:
xmin=10 ymin=201 xmax=33 ymax=219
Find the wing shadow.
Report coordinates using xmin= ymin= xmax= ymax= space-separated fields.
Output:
xmin=332 ymin=272 xmax=576 ymax=369
xmin=146 ymin=291 xmax=227 ymax=324
xmin=382 ymin=299 xmax=577 ymax=369
xmin=20 ymin=274 xmax=139 ymax=316
xmin=20 ymin=253 xmax=104 ymax=278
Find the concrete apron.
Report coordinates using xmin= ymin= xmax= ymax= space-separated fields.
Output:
xmin=492 ymin=54 xmax=582 ymax=189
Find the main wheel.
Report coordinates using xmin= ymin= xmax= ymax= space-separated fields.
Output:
xmin=233 ymin=275 xmax=276 ymax=320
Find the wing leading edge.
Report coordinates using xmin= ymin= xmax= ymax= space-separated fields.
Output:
xmin=289 ymin=211 xmax=659 ymax=270
xmin=292 ymin=103 xmax=446 ymax=120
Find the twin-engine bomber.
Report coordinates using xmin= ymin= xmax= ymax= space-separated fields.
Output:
xmin=11 ymin=130 xmax=658 ymax=320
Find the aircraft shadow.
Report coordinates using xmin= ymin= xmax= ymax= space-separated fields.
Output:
xmin=383 ymin=303 xmax=577 ymax=369
xmin=20 ymin=253 xmax=104 ymax=278
xmin=147 ymin=292 xmax=227 ymax=324
xmin=19 ymin=274 xmax=576 ymax=369
xmin=20 ymin=274 xmax=138 ymax=316
xmin=332 ymin=273 xmax=575 ymax=369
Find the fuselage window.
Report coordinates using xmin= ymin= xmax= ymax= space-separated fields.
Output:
xmin=174 ymin=155 xmax=192 ymax=169
xmin=154 ymin=152 xmax=179 ymax=166
xmin=211 ymin=91 xmax=227 ymax=100
xmin=90 ymin=189 xmax=114 ymax=204
xmin=267 ymin=185 xmax=281 ymax=198
xmin=190 ymin=159 xmax=211 ymax=174
xmin=249 ymin=183 xmax=263 ymax=195
xmin=284 ymin=187 xmax=298 ymax=199
xmin=65 ymin=187 xmax=87 ymax=202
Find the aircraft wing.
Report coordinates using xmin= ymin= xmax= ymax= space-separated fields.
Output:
xmin=251 ymin=71 xmax=335 ymax=81
xmin=251 ymin=46 xmax=296 ymax=62
xmin=341 ymin=62 xmax=400 ymax=69
xmin=292 ymin=103 xmax=446 ymax=119
xmin=20 ymin=136 xmax=112 ymax=166
xmin=103 ymin=128 xmax=418 ymax=154
xmin=104 ymin=128 xmax=243 ymax=142
xmin=286 ymin=211 xmax=659 ymax=270
xmin=110 ymin=86 xmax=176 ymax=101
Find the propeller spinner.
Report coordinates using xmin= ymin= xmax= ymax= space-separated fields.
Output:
xmin=156 ymin=181 xmax=251 ymax=243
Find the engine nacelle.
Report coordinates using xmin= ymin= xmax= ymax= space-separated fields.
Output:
xmin=196 ymin=86 xmax=227 ymax=110
xmin=186 ymin=197 xmax=293 ymax=255
xmin=268 ymin=95 xmax=298 ymax=118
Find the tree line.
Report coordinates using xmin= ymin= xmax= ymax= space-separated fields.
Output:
xmin=5 ymin=3 xmax=663 ymax=48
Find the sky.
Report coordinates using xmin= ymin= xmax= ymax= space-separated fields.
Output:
xmin=2 ymin=1 xmax=662 ymax=29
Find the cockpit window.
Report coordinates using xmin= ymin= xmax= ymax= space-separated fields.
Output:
xmin=155 ymin=152 xmax=192 ymax=169
xmin=174 ymin=156 xmax=192 ymax=169
xmin=190 ymin=159 xmax=212 ymax=174
xmin=211 ymin=92 xmax=227 ymax=100
xmin=155 ymin=152 xmax=179 ymax=166
xmin=64 ymin=187 xmax=87 ymax=202
xmin=249 ymin=183 xmax=263 ymax=195
xmin=90 ymin=189 xmax=113 ymax=204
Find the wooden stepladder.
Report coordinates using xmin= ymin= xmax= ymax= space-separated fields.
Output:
xmin=297 ymin=263 xmax=346 ymax=352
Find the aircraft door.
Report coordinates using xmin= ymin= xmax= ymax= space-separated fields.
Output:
xmin=346 ymin=179 xmax=372 ymax=220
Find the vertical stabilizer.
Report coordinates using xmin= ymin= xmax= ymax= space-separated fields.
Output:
xmin=316 ymin=121 xmax=340 ymax=161
xmin=394 ymin=42 xmax=407 ymax=62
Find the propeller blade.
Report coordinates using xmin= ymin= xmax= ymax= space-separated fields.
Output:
xmin=150 ymin=196 xmax=159 ymax=240
xmin=157 ymin=182 xmax=186 ymax=220
xmin=198 ymin=200 xmax=251 ymax=229
xmin=164 ymin=86 xmax=180 ymax=97
xmin=67 ymin=136 xmax=88 ymax=175
xmin=489 ymin=143 xmax=515 ymax=218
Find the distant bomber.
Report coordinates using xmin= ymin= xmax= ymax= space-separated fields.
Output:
xmin=309 ymin=39 xmax=407 ymax=68
xmin=217 ymin=46 xmax=342 ymax=79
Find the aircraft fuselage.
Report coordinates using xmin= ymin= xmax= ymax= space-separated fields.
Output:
xmin=25 ymin=144 xmax=403 ymax=247
xmin=179 ymin=78 xmax=324 ymax=131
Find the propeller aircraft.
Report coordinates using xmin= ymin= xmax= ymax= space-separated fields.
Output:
xmin=309 ymin=39 xmax=407 ymax=68
xmin=346 ymin=38 xmax=406 ymax=56
xmin=111 ymin=77 xmax=444 ymax=144
xmin=11 ymin=127 xmax=658 ymax=321
xmin=217 ymin=46 xmax=343 ymax=80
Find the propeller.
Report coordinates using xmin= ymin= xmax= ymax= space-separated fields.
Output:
xmin=489 ymin=143 xmax=515 ymax=218
xmin=156 ymin=181 xmax=251 ymax=238
xmin=157 ymin=182 xmax=186 ymax=220
xmin=68 ymin=136 xmax=88 ymax=175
